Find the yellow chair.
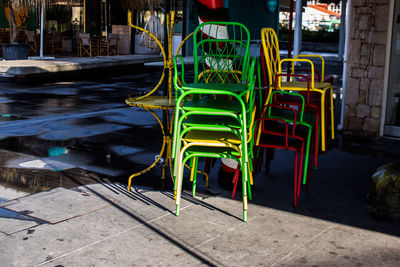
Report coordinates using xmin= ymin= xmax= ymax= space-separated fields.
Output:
xmin=261 ymin=28 xmax=334 ymax=151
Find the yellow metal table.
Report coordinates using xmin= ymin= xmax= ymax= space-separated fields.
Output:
xmin=125 ymin=96 xmax=175 ymax=191
xmin=125 ymin=11 xmax=206 ymax=191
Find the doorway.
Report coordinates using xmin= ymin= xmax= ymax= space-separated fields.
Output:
xmin=384 ymin=0 xmax=400 ymax=137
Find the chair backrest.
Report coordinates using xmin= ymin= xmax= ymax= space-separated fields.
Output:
xmin=256 ymin=90 xmax=306 ymax=148
xmin=278 ymin=58 xmax=315 ymax=90
xmin=293 ymin=54 xmax=325 ymax=82
xmin=79 ymin=33 xmax=90 ymax=46
xmin=108 ymin=34 xmax=119 ymax=46
xmin=193 ymin=21 xmax=251 ymax=85
xmin=25 ymin=30 xmax=35 ymax=42
xmin=78 ymin=33 xmax=90 ymax=38
xmin=260 ymin=28 xmax=280 ymax=89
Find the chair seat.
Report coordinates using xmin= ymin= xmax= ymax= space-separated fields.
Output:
xmin=257 ymin=133 xmax=304 ymax=150
xmin=181 ymin=83 xmax=249 ymax=93
xmin=184 ymin=130 xmax=242 ymax=145
xmin=180 ymin=144 xmax=241 ymax=158
xmin=275 ymin=93 xmax=321 ymax=105
xmin=182 ymin=114 xmax=242 ymax=130
xmin=268 ymin=109 xmax=316 ymax=126
xmin=182 ymin=98 xmax=243 ymax=113
xmin=281 ymin=81 xmax=331 ymax=90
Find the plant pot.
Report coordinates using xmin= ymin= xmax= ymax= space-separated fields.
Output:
xmin=1 ymin=43 xmax=29 ymax=60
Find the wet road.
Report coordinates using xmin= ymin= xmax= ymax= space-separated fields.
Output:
xmin=0 ymin=67 xmax=171 ymax=194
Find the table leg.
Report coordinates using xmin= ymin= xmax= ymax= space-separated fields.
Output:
xmin=127 ymin=108 xmax=168 ymax=191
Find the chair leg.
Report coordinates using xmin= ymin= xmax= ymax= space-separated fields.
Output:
xmin=254 ymin=147 xmax=262 ymax=174
xmin=247 ymin=163 xmax=253 ymax=201
xmin=241 ymin=160 xmax=248 ymax=222
xmin=231 ymin=166 xmax=240 ymax=199
xmin=305 ymin=154 xmax=313 ymax=193
xmin=265 ymin=148 xmax=275 ymax=175
xmin=320 ymin=93 xmax=325 ymax=152
xmin=297 ymin=143 xmax=304 ymax=199
xmin=175 ymin=150 xmax=189 ymax=216
xmin=203 ymin=158 xmax=212 ymax=178
xmin=330 ymin=87 xmax=335 ymax=140
xmin=314 ymin=111 xmax=320 ymax=168
xmin=190 ymin=157 xmax=198 ymax=197
xmin=294 ymin=151 xmax=298 ymax=208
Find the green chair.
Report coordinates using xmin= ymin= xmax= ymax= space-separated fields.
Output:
xmin=172 ymin=22 xmax=254 ymax=161
xmin=172 ymin=21 xmax=256 ymax=221
xmin=173 ymin=88 xmax=257 ymax=222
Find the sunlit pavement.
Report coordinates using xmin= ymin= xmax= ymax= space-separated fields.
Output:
xmin=0 ymin=58 xmax=399 ymax=266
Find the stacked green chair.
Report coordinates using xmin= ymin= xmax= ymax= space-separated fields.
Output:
xmin=172 ymin=21 xmax=257 ymax=222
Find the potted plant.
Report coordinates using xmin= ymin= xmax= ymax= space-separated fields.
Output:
xmin=1 ymin=0 xmax=29 ymax=60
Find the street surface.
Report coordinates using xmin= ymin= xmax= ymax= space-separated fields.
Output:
xmin=0 ymin=67 xmax=170 ymax=193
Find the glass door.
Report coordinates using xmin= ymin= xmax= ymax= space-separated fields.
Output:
xmin=384 ymin=0 xmax=400 ymax=137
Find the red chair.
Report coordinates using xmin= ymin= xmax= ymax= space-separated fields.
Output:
xmin=255 ymin=103 xmax=308 ymax=207
xmin=273 ymin=73 xmax=320 ymax=171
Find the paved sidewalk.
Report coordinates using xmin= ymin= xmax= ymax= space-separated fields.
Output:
xmin=0 ymin=54 xmax=162 ymax=79
xmin=1 ymin=144 xmax=400 ymax=266
xmin=1 ymin=183 xmax=399 ymax=267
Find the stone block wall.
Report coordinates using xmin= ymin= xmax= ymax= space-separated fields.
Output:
xmin=344 ymin=0 xmax=390 ymax=135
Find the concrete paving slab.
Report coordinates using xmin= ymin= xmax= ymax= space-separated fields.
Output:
xmin=73 ymin=183 xmax=138 ymax=203
xmin=275 ymin=224 xmax=400 ymax=266
xmin=148 ymin=210 xmax=229 ymax=249
xmin=0 ymin=212 xmax=123 ymax=266
xmin=73 ymin=184 xmax=198 ymax=228
xmin=0 ymin=189 xmax=180 ymax=266
xmin=180 ymin=194 xmax=252 ymax=228
xmin=115 ymin=190 xmax=194 ymax=222
xmin=174 ymin=222 xmax=292 ymax=266
xmin=0 ymin=184 xmax=29 ymax=201
xmin=76 ymin=183 xmax=178 ymax=211
xmin=0 ymin=199 xmax=19 ymax=207
xmin=243 ymin=208 xmax=333 ymax=243
xmin=41 ymin=222 xmax=191 ymax=267
xmin=4 ymin=187 xmax=111 ymax=223
xmin=165 ymin=202 xmax=332 ymax=267
xmin=0 ymin=215 xmax=39 ymax=234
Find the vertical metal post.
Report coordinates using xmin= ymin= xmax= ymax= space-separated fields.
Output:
xmin=287 ymin=0 xmax=294 ymax=73
xmin=40 ymin=0 xmax=44 ymax=58
xmin=288 ymin=0 xmax=294 ymax=59
xmin=293 ymin=0 xmax=303 ymax=57
xmin=338 ymin=0 xmax=347 ymax=61
xmin=338 ymin=0 xmax=351 ymax=130
xmin=163 ymin=0 xmax=171 ymax=97
xmin=162 ymin=0 xmax=171 ymax=189
xmin=182 ymin=0 xmax=189 ymax=57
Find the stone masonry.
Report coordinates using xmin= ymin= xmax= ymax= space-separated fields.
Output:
xmin=344 ymin=0 xmax=390 ymax=135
